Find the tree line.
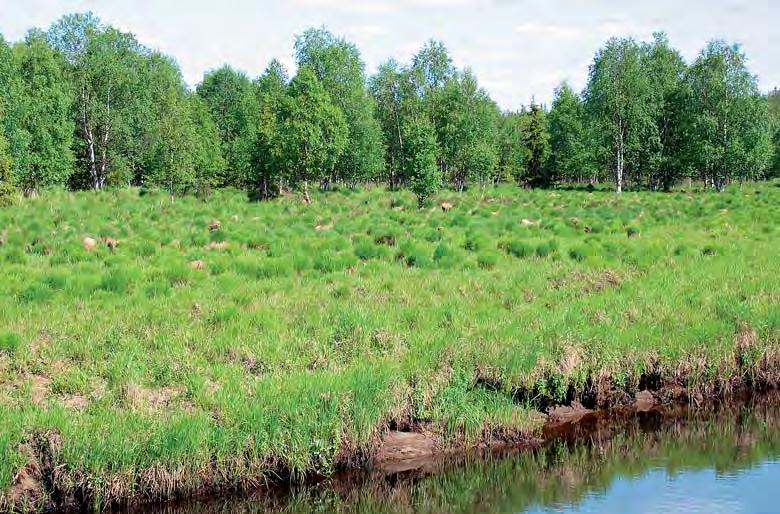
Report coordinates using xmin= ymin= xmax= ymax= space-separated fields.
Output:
xmin=0 ymin=13 xmax=777 ymax=207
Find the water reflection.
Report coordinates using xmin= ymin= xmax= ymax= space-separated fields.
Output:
xmin=139 ymin=393 xmax=779 ymax=514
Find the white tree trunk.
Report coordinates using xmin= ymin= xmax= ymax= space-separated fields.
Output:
xmin=615 ymin=123 xmax=624 ymax=194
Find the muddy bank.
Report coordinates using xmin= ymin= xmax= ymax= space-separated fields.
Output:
xmin=3 ymin=377 xmax=778 ymax=513
xmin=370 ymin=386 xmax=780 ymax=466
xmin=134 ymin=389 xmax=780 ymax=514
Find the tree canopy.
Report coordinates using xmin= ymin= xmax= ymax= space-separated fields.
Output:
xmin=0 ymin=13 xmax=775 ymax=202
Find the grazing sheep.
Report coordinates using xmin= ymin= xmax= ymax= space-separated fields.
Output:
xmin=100 ymin=236 xmax=120 ymax=251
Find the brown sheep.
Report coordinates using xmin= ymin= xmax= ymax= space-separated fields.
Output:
xmin=100 ymin=236 xmax=119 ymax=251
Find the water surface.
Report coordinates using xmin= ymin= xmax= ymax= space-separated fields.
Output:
xmin=139 ymin=393 xmax=779 ymax=514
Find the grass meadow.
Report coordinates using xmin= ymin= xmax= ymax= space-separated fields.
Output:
xmin=0 ymin=182 xmax=778 ymax=510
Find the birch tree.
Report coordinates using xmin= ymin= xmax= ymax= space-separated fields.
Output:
xmin=11 ymin=30 xmax=75 ymax=193
xmin=275 ymin=66 xmax=347 ymax=202
xmin=196 ymin=66 xmax=258 ymax=188
xmin=294 ymin=28 xmax=384 ymax=187
xmin=681 ymin=41 xmax=772 ymax=190
xmin=585 ymin=37 xmax=652 ymax=193
xmin=47 ymin=13 xmax=146 ymax=189
xmin=549 ymin=83 xmax=594 ymax=183
xmin=369 ymin=60 xmax=411 ymax=188
xmin=251 ymin=59 xmax=288 ymax=199
xmin=637 ymin=33 xmax=687 ymax=190
xmin=0 ymin=129 xmax=15 ymax=206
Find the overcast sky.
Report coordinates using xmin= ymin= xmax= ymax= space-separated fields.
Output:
xmin=2 ymin=0 xmax=777 ymax=109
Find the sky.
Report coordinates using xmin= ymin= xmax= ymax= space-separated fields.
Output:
xmin=1 ymin=0 xmax=777 ymax=110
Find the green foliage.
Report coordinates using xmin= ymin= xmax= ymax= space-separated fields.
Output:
xmin=0 ymin=130 xmax=17 ymax=206
xmin=768 ymin=89 xmax=780 ymax=179
xmin=196 ymin=65 xmax=258 ymax=188
xmin=276 ymin=66 xmax=348 ymax=195
xmin=0 ymin=14 xmax=777 ymax=208
xmin=636 ymin=33 xmax=687 ymax=190
xmin=497 ymin=111 xmax=525 ymax=182
xmin=187 ymin=94 xmax=225 ymax=198
xmin=295 ymin=28 xmax=385 ymax=186
xmin=368 ymin=59 xmax=415 ymax=187
xmin=145 ymin=57 xmax=201 ymax=197
xmin=585 ymin=37 xmax=654 ymax=192
xmin=0 ymin=331 xmax=22 ymax=356
xmin=48 ymin=13 xmax=155 ymax=188
xmin=433 ymin=69 xmax=500 ymax=188
xmin=250 ymin=59 xmax=288 ymax=199
xmin=403 ymin=116 xmax=440 ymax=207
xmin=680 ymin=41 xmax=773 ymax=190
xmin=10 ymin=30 xmax=75 ymax=193
xmin=519 ymin=102 xmax=552 ymax=188
xmin=549 ymin=83 xmax=594 ymax=183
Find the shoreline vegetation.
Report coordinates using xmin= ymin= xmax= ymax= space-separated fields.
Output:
xmin=0 ymin=182 xmax=778 ymax=512
xmin=139 ymin=391 xmax=780 ymax=514
xmin=132 ymin=391 xmax=780 ymax=514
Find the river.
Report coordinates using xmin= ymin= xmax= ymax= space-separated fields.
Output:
xmin=134 ymin=392 xmax=778 ymax=514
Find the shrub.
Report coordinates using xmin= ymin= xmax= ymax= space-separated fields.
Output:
xmin=0 ymin=331 xmax=22 ymax=356
xmin=144 ymin=280 xmax=172 ymax=298
xmin=17 ymin=284 xmax=53 ymax=304
xmin=505 ymin=240 xmax=533 ymax=258
xmin=464 ymin=234 xmax=488 ymax=252
xmin=314 ymin=252 xmax=357 ymax=274
xmin=257 ymin=258 xmax=294 ymax=279
xmin=44 ymin=273 xmax=68 ymax=290
xmin=354 ymin=236 xmax=380 ymax=261
xmin=433 ymin=242 xmax=452 ymax=261
xmin=568 ymin=246 xmax=588 ymax=262
xmin=164 ymin=264 xmax=193 ymax=286
xmin=477 ymin=251 xmax=499 ymax=269
xmin=535 ymin=242 xmax=552 ymax=258
xmin=100 ymin=268 xmax=134 ymax=294
xmin=701 ymin=245 xmax=718 ymax=256
xmin=405 ymin=249 xmax=433 ymax=268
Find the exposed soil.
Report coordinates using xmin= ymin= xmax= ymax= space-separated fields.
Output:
xmin=373 ymin=385 xmax=776 ymax=470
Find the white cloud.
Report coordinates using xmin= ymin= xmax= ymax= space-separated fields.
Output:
xmin=515 ymin=23 xmax=583 ymax=40
xmin=411 ymin=0 xmax=483 ymax=7
xmin=345 ymin=24 xmax=389 ymax=38
xmin=596 ymin=15 xmax=656 ymax=40
xmin=290 ymin=0 xmax=398 ymax=14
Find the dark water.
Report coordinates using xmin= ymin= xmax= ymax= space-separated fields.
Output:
xmin=139 ymin=393 xmax=779 ymax=514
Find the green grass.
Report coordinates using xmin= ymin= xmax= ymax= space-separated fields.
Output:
xmin=0 ymin=182 xmax=778 ymax=510
xmin=230 ymin=395 xmax=780 ymax=513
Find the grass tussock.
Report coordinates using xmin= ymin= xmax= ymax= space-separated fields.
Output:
xmin=0 ymin=182 xmax=778 ymax=511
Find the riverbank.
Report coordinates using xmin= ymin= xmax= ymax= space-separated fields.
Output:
xmin=144 ymin=391 xmax=779 ymax=514
xmin=0 ymin=183 xmax=778 ymax=512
